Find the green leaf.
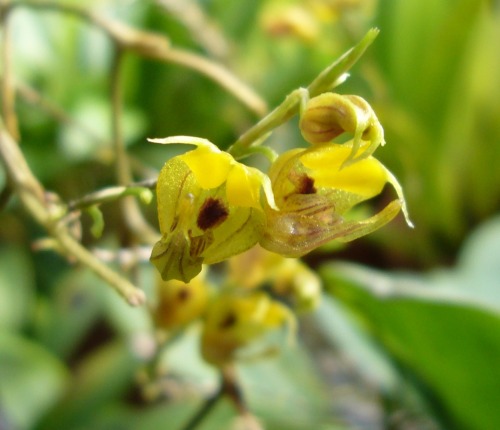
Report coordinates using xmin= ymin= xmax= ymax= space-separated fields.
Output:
xmin=0 ymin=331 xmax=68 ymax=430
xmin=0 ymin=246 xmax=35 ymax=330
xmin=33 ymin=269 xmax=105 ymax=358
xmin=38 ymin=340 xmax=144 ymax=430
xmin=321 ymin=262 xmax=500 ymax=430
xmin=239 ymin=345 xmax=335 ymax=429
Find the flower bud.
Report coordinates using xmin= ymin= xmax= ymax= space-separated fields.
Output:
xmin=228 ymin=245 xmax=322 ymax=312
xmin=299 ymin=93 xmax=385 ymax=165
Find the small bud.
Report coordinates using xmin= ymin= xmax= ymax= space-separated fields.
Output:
xmin=299 ymin=93 xmax=385 ymax=165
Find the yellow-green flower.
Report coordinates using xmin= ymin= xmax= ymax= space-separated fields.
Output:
xmin=153 ymin=269 xmax=209 ymax=331
xmin=149 ymin=136 xmax=276 ymax=283
xmin=201 ymin=291 xmax=295 ymax=366
xmin=260 ymin=140 xmax=412 ymax=257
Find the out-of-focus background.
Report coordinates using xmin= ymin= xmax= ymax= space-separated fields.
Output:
xmin=1 ymin=0 xmax=500 ymax=429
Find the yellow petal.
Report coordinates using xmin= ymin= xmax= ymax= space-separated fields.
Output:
xmin=154 ymin=269 xmax=209 ymax=330
xmin=149 ymin=136 xmax=233 ymax=190
xmin=226 ymin=163 xmax=262 ymax=208
xmin=180 ymin=145 xmax=233 ymax=189
xmin=300 ymin=143 xmax=387 ymax=198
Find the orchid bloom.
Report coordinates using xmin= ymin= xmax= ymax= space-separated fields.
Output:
xmin=149 ymin=136 xmax=276 ymax=283
xmin=260 ymin=141 xmax=413 ymax=257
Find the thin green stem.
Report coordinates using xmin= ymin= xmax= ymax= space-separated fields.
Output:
xmin=179 ymin=365 xmax=254 ymax=430
xmin=68 ymin=184 xmax=154 ymax=212
xmin=1 ymin=0 xmax=19 ymax=139
xmin=227 ymin=28 xmax=379 ymax=158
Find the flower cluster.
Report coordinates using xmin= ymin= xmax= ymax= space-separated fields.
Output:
xmin=149 ymin=92 xmax=412 ymax=366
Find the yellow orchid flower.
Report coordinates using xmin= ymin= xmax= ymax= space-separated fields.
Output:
xmin=260 ymin=141 xmax=413 ymax=257
xmin=299 ymin=92 xmax=385 ymax=166
xmin=149 ymin=136 xmax=276 ymax=283
xmin=201 ymin=291 xmax=295 ymax=366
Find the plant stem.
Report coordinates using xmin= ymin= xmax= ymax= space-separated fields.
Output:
xmin=0 ymin=129 xmax=146 ymax=306
xmin=179 ymin=383 xmax=224 ymax=430
xmin=179 ymin=365 xmax=262 ymax=430
xmin=68 ymin=184 xmax=154 ymax=211
xmin=0 ymin=0 xmax=266 ymax=115
xmin=227 ymin=28 xmax=379 ymax=157
xmin=0 ymin=2 xmax=19 ymax=140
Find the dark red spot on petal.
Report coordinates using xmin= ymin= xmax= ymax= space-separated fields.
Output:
xmin=219 ymin=312 xmax=237 ymax=329
xmin=296 ymin=174 xmax=316 ymax=194
xmin=197 ymin=198 xmax=229 ymax=231
xmin=177 ymin=287 xmax=191 ymax=302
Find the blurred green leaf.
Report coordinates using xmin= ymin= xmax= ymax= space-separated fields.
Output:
xmin=314 ymin=296 xmax=399 ymax=394
xmin=372 ymin=0 xmax=500 ymax=262
xmin=239 ymin=345 xmax=336 ymax=429
xmin=0 ymin=331 xmax=68 ymax=430
xmin=70 ymin=397 xmax=238 ymax=430
xmin=321 ymin=260 xmax=500 ymax=430
xmin=0 ymin=246 xmax=35 ymax=330
xmin=58 ymin=96 xmax=147 ymax=162
xmin=34 ymin=269 xmax=105 ymax=358
xmin=38 ymin=340 xmax=144 ymax=430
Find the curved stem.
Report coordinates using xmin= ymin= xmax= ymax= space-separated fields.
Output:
xmin=0 ymin=129 xmax=146 ymax=306
xmin=1 ymin=0 xmax=266 ymax=116
xmin=68 ymin=184 xmax=154 ymax=212
xmin=227 ymin=29 xmax=380 ymax=157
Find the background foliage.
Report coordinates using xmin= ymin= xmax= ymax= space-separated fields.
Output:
xmin=1 ymin=0 xmax=500 ymax=429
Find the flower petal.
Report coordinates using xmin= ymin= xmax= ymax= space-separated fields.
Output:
xmin=300 ymin=142 xmax=388 ymax=198
xmin=180 ymin=145 xmax=232 ymax=189
xmin=226 ymin=163 xmax=262 ymax=208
